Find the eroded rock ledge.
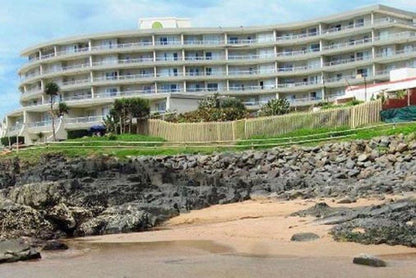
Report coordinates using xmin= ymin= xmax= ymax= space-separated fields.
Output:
xmin=0 ymin=134 xmax=415 ymax=247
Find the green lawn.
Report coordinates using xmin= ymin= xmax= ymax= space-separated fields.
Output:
xmin=3 ymin=122 xmax=416 ymax=164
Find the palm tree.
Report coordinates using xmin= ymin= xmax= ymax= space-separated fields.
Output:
xmin=44 ymin=82 xmax=60 ymax=141
xmin=57 ymin=102 xmax=69 ymax=117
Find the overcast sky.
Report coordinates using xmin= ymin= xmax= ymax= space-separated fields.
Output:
xmin=1 ymin=0 xmax=416 ymax=119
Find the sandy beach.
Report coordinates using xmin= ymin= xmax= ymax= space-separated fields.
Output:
xmin=2 ymin=196 xmax=414 ymax=278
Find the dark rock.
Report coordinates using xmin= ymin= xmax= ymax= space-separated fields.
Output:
xmin=290 ymin=233 xmax=320 ymax=242
xmin=0 ymin=239 xmax=41 ymax=264
xmin=337 ymin=197 xmax=356 ymax=204
xmin=42 ymin=240 xmax=69 ymax=251
xmin=353 ymin=254 xmax=386 ymax=267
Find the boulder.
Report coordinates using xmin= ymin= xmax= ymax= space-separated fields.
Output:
xmin=42 ymin=240 xmax=69 ymax=251
xmin=0 ymin=239 xmax=41 ymax=264
xmin=353 ymin=254 xmax=386 ymax=267
xmin=290 ymin=232 xmax=320 ymax=242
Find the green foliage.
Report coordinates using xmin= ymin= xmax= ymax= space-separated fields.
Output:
xmin=44 ymin=82 xmax=60 ymax=98
xmin=106 ymin=98 xmax=150 ymax=134
xmin=167 ymin=94 xmax=247 ymax=123
xmin=1 ymin=136 xmax=24 ymax=146
xmin=57 ymin=102 xmax=69 ymax=117
xmin=67 ymin=129 xmax=89 ymax=139
xmin=319 ymin=99 xmax=364 ymax=110
xmin=258 ymin=98 xmax=290 ymax=117
xmin=198 ymin=93 xmax=221 ymax=110
xmin=396 ymin=90 xmax=408 ymax=99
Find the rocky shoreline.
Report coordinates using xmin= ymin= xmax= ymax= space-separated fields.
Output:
xmin=1 ymin=134 xmax=415 ymax=262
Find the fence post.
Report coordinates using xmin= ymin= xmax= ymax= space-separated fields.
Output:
xmin=232 ymin=121 xmax=236 ymax=142
xmin=244 ymin=119 xmax=248 ymax=139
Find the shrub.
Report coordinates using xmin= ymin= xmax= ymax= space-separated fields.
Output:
xmin=67 ymin=129 xmax=89 ymax=139
xmin=167 ymin=94 xmax=247 ymax=122
xmin=1 ymin=136 xmax=24 ymax=146
xmin=258 ymin=98 xmax=290 ymax=117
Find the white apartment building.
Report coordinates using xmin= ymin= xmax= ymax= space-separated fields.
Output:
xmin=3 ymin=4 xmax=416 ymax=143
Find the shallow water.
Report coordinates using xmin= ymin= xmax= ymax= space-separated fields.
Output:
xmin=1 ymin=240 xmax=415 ymax=278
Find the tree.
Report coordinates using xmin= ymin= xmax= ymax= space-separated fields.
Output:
xmin=106 ymin=98 xmax=150 ymax=134
xmin=44 ymin=82 xmax=60 ymax=141
xmin=57 ymin=102 xmax=69 ymax=117
xmin=258 ymin=98 xmax=290 ymax=117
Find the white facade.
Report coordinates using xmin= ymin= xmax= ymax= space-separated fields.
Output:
xmin=4 ymin=4 xmax=416 ymax=143
xmin=138 ymin=18 xmax=191 ymax=29
xmin=344 ymin=68 xmax=416 ymax=101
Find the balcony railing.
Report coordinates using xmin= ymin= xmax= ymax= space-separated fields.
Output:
xmin=156 ymin=72 xmax=184 ymax=77
xmin=323 ymin=21 xmax=367 ymax=35
xmin=228 ymin=69 xmax=276 ymax=76
xmin=375 ymin=47 xmax=416 ymax=58
xmin=228 ymin=54 xmax=275 ymax=60
xmin=61 ymin=93 xmax=93 ymax=101
xmin=185 ymin=71 xmax=224 ymax=77
xmin=287 ymin=96 xmax=321 ymax=106
xmin=95 ymin=89 xmax=156 ymax=99
xmin=229 ymin=84 xmax=276 ymax=91
xmin=278 ymin=80 xmax=321 ymax=88
xmin=276 ymin=49 xmax=320 ymax=57
xmin=62 ymin=78 xmax=91 ymax=86
xmin=278 ymin=65 xmax=319 ymax=72
xmin=374 ymin=31 xmax=416 ymax=42
xmin=183 ymin=40 xmax=225 ymax=45
xmin=94 ymin=73 xmax=154 ymax=82
xmin=184 ymin=56 xmax=224 ymax=61
xmin=324 ymin=56 xmax=371 ymax=67
xmin=322 ymin=37 xmax=372 ymax=51
xmin=65 ymin=115 xmax=105 ymax=124
xmin=27 ymin=120 xmax=52 ymax=128
xmin=155 ymin=40 xmax=182 ymax=46
xmin=276 ymin=31 xmax=319 ymax=41
xmin=8 ymin=124 xmax=23 ymax=132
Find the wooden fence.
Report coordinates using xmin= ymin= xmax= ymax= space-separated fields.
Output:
xmin=145 ymin=100 xmax=382 ymax=142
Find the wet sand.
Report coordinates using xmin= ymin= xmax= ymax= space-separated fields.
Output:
xmin=1 ymin=197 xmax=415 ymax=278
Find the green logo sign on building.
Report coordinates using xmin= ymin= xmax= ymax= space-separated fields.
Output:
xmin=152 ymin=21 xmax=163 ymax=29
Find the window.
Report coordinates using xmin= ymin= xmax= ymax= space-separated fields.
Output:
xmin=160 ymin=37 xmax=168 ymax=45
xmin=173 ymin=68 xmax=178 ymax=76
xmin=355 ymin=18 xmax=365 ymax=27
xmin=170 ymin=84 xmax=177 ymax=92
xmin=206 ymin=68 xmax=212 ymax=76
xmin=229 ymin=37 xmax=238 ymax=44
xmin=205 ymin=52 xmax=212 ymax=60
xmin=308 ymin=27 xmax=317 ymax=35
xmin=357 ymin=68 xmax=368 ymax=77
xmin=310 ymin=92 xmax=317 ymax=99
xmin=356 ymin=52 xmax=364 ymax=61
xmin=207 ymin=83 xmax=218 ymax=91
xmin=173 ymin=53 xmax=178 ymax=61
xmin=310 ymin=43 xmax=320 ymax=52
xmin=105 ymin=71 xmax=118 ymax=80
xmin=143 ymin=86 xmax=152 ymax=93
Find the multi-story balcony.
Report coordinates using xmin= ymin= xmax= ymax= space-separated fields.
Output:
xmin=8 ymin=123 xmax=23 ymax=133
xmin=287 ymin=96 xmax=322 ymax=106
xmin=323 ymin=55 xmax=372 ymax=69
xmin=277 ymin=80 xmax=322 ymax=92
xmin=375 ymin=47 xmax=416 ymax=62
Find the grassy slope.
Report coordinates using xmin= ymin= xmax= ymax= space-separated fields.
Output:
xmin=3 ymin=122 xmax=416 ymax=163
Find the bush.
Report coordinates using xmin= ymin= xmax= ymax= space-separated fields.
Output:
xmin=1 ymin=136 xmax=24 ymax=146
xmin=258 ymin=98 xmax=290 ymax=117
xmin=167 ymin=94 xmax=248 ymax=122
xmin=67 ymin=129 xmax=89 ymax=139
